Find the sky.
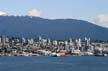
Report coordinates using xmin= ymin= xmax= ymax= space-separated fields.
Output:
xmin=0 ymin=0 xmax=108 ymax=27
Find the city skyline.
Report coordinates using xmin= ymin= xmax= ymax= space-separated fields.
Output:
xmin=0 ymin=0 xmax=108 ymax=27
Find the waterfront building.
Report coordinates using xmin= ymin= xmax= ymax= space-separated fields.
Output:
xmin=68 ymin=38 xmax=73 ymax=46
xmin=75 ymin=38 xmax=82 ymax=50
xmin=22 ymin=37 xmax=26 ymax=43
xmin=52 ymin=40 xmax=58 ymax=46
xmin=64 ymin=41 xmax=68 ymax=45
xmin=27 ymin=38 xmax=34 ymax=44
xmin=1 ymin=35 xmax=6 ymax=46
xmin=39 ymin=36 xmax=42 ymax=41
xmin=0 ymin=37 xmax=2 ymax=43
xmin=47 ymin=38 xmax=51 ymax=46
xmin=85 ymin=37 xmax=91 ymax=51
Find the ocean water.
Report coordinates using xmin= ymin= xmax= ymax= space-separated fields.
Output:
xmin=0 ymin=56 xmax=108 ymax=71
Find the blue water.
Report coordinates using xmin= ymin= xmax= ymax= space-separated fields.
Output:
xmin=0 ymin=56 xmax=108 ymax=71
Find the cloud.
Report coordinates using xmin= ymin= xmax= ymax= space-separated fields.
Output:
xmin=94 ymin=14 xmax=108 ymax=24
xmin=28 ymin=9 xmax=41 ymax=17
xmin=0 ymin=11 xmax=8 ymax=16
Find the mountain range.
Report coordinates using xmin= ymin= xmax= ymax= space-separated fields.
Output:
xmin=0 ymin=16 xmax=108 ymax=41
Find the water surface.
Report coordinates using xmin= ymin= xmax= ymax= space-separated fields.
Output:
xmin=0 ymin=56 xmax=108 ymax=71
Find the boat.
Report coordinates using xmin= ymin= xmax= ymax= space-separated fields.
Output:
xmin=51 ymin=52 xmax=66 ymax=57
xmin=56 ymin=53 xmax=66 ymax=57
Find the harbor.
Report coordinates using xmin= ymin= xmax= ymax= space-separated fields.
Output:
xmin=0 ymin=35 xmax=108 ymax=57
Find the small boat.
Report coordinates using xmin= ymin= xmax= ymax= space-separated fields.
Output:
xmin=51 ymin=52 xmax=66 ymax=57
xmin=103 ymin=54 xmax=108 ymax=56
xmin=95 ymin=53 xmax=103 ymax=56
xmin=56 ymin=53 xmax=66 ymax=57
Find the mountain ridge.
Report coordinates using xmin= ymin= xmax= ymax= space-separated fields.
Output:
xmin=0 ymin=16 xmax=108 ymax=41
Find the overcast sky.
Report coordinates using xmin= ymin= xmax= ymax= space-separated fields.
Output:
xmin=0 ymin=0 xmax=108 ymax=28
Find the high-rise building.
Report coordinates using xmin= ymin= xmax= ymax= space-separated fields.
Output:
xmin=0 ymin=37 xmax=2 ymax=43
xmin=1 ymin=35 xmax=6 ymax=45
xmin=76 ymin=38 xmax=82 ymax=50
xmin=39 ymin=36 xmax=42 ymax=41
xmin=85 ymin=37 xmax=90 ymax=47
xmin=22 ymin=37 xmax=26 ymax=43
xmin=85 ymin=37 xmax=91 ymax=51
xmin=69 ymin=38 xmax=73 ymax=46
